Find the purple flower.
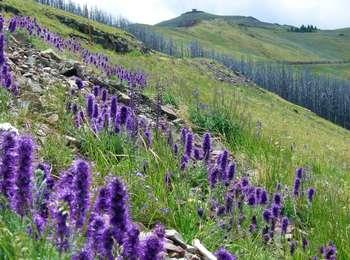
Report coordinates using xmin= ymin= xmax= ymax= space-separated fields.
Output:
xmin=92 ymin=103 xmax=99 ymax=119
xmin=55 ymin=210 xmax=70 ymax=252
xmin=101 ymin=88 xmax=108 ymax=102
xmin=0 ymin=131 xmax=18 ymax=202
xmin=75 ymin=78 xmax=84 ymax=89
xmin=302 ymin=238 xmax=308 ymax=251
xmin=94 ymin=186 xmax=110 ymax=214
xmin=164 ymin=172 xmax=172 ymax=189
xmin=184 ymin=132 xmax=193 ymax=157
xmin=8 ymin=18 xmax=17 ymax=33
xmin=226 ymin=163 xmax=235 ymax=182
xmin=180 ymin=128 xmax=187 ymax=145
xmin=180 ymin=154 xmax=189 ymax=171
xmin=93 ymin=85 xmax=100 ymax=97
xmin=119 ymin=106 xmax=128 ymax=125
xmin=101 ymin=227 xmax=114 ymax=260
xmin=271 ymin=204 xmax=281 ymax=218
xmin=72 ymin=249 xmax=92 ymax=260
xmin=122 ymin=224 xmax=141 ymax=259
xmin=72 ymin=160 xmax=91 ymax=229
xmin=202 ymin=132 xmax=211 ymax=162
xmin=14 ymin=136 xmax=34 ymax=216
xmin=194 ymin=148 xmax=202 ymax=161
xmin=263 ymin=209 xmax=272 ymax=223
xmin=296 ymin=168 xmax=304 ymax=179
xmin=249 ymin=215 xmax=257 ymax=233
xmin=173 ymin=144 xmax=178 ymax=155
xmin=208 ymin=167 xmax=220 ymax=188
xmin=110 ymin=96 xmax=117 ymax=119
xmin=87 ymin=215 xmax=106 ymax=256
xmin=273 ymin=193 xmax=282 ymax=205
xmin=144 ymin=130 xmax=152 ymax=148
xmin=293 ymin=178 xmax=301 ymax=196
xmin=307 ymin=188 xmax=315 ymax=202
xmin=225 ymin=193 xmax=233 ymax=213
xmin=260 ymin=189 xmax=268 ymax=204
xmin=219 ymin=150 xmax=229 ymax=172
xmin=281 ymin=217 xmax=289 ymax=234
xmin=141 ymin=234 xmax=164 ymax=260
xmin=34 ymin=214 xmax=46 ymax=235
xmin=86 ymin=94 xmax=95 ymax=119
xmin=109 ymin=178 xmax=130 ymax=244
xmin=215 ymin=247 xmax=236 ymax=260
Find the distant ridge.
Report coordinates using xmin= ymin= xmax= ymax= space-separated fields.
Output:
xmin=156 ymin=10 xmax=280 ymax=29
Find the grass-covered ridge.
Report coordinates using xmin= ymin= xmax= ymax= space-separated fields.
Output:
xmin=0 ymin=1 xmax=350 ymax=259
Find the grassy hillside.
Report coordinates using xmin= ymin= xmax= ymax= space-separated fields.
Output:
xmin=153 ymin=11 xmax=350 ymax=63
xmin=1 ymin=0 xmax=350 ymax=258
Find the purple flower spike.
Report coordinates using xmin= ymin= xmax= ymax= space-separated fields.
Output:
xmin=281 ymin=217 xmax=289 ymax=234
xmin=260 ymin=189 xmax=268 ymax=204
xmin=94 ymin=186 xmax=110 ymax=214
xmin=307 ymin=188 xmax=315 ymax=202
xmin=122 ymin=224 xmax=141 ymax=259
xmin=0 ymin=131 xmax=18 ymax=202
xmin=110 ymin=96 xmax=117 ymax=119
xmin=194 ymin=148 xmax=202 ymax=161
xmin=101 ymin=88 xmax=108 ymax=102
xmin=109 ymin=178 xmax=130 ymax=245
xmin=215 ymin=247 xmax=236 ymax=260
xmin=180 ymin=128 xmax=187 ymax=145
xmin=185 ymin=132 xmax=193 ymax=157
xmin=55 ymin=210 xmax=70 ymax=253
xmin=86 ymin=94 xmax=95 ymax=119
xmin=208 ymin=167 xmax=220 ymax=188
xmin=93 ymin=85 xmax=100 ymax=97
xmin=296 ymin=168 xmax=304 ymax=179
xmin=293 ymin=178 xmax=301 ymax=196
xmin=271 ymin=204 xmax=281 ymax=218
xmin=144 ymin=130 xmax=152 ymax=148
xmin=75 ymin=78 xmax=84 ymax=89
xmin=141 ymin=233 xmax=164 ymax=260
xmin=273 ymin=193 xmax=282 ymax=205
xmin=202 ymin=132 xmax=211 ymax=162
xmin=72 ymin=160 xmax=91 ymax=229
xmin=226 ymin=163 xmax=235 ymax=182
xmin=263 ymin=209 xmax=272 ymax=223
xmin=14 ymin=136 xmax=34 ymax=216
xmin=219 ymin=150 xmax=229 ymax=172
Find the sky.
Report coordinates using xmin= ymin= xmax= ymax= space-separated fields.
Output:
xmin=74 ymin=0 xmax=350 ymax=29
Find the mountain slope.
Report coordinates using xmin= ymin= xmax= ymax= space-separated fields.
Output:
xmin=1 ymin=1 xmax=350 ymax=258
xmin=153 ymin=11 xmax=350 ymax=62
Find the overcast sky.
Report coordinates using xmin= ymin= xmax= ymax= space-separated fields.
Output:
xmin=74 ymin=0 xmax=349 ymax=29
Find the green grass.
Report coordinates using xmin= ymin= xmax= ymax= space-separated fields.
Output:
xmin=1 ymin=1 xmax=350 ymax=258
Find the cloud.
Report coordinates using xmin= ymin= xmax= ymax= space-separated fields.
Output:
xmin=73 ymin=0 xmax=349 ymax=29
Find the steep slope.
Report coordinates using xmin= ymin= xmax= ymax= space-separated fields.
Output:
xmin=1 ymin=1 xmax=350 ymax=259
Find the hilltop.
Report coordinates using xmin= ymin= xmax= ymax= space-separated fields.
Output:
xmin=152 ymin=10 xmax=350 ymax=64
xmin=0 ymin=1 xmax=350 ymax=259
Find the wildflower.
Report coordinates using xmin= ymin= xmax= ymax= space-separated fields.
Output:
xmin=226 ymin=163 xmax=236 ymax=182
xmin=122 ymin=224 xmax=141 ymax=259
xmin=140 ymin=233 xmax=164 ymax=260
xmin=93 ymin=85 xmax=100 ymax=97
xmin=281 ymin=217 xmax=289 ymax=234
xmin=101 ymin=227 xmax=114 ymax=260
xmin=219 ymin=150 xmax=229 ymax=172
xmin=202 ymin=132 xmax=211 ymax=162
xmin=260 ymin=189 xmax=268 ymax=204
xmin=185 ymin=132 xmax=193 ymax=157
xmin=164 ymin=172 xmax=172 ymax=189
xmin=101 ymin=88 xmax=108 ymax=102
xmin=72 ymin=249 xmax=93 ymax=260
xmin=302 ymin=238 xmax=308 ymax=251
xmin=293 ymin=178 xmax=301 ymax=196
xmin=0 ymin=131 xmax=18 ymax=202
xmin=180 ymin=154 xmax=189 ymax=171
xmin=215 ymin=247 xmax=236 ymax=260
xmin=249 ymin=215 xmax=257 ymax=233
xmin=273 ymin=193 xmax=282 ymax=205
xmin=93 ymin=103 xmax=99 ymax=119
xmin=14 ymin=136 xmax=34 ymax=216
xmin=263 ymin=209 xmax=272 ymax=223
xmin=208 ymin=167 xmax=220 ymax=188
xmin=225 ymin=193 xmax=233 ymax=213
xmin=86 ymin=94 xmax=94 ymax=119
xmin=72 ymin=160 xmax=91 ymax=229
xmin=271 ymin=204 xmax=281 ymax=218
xmin=94 ymin=186 xmax=110 ymax=214
xmin=144 ymin=130 xmax=152 ymax=148
xmin=109 ymin=178 xmax=130 ymax=244
xmin=55 ymin=210 xmax=70 ymax=252
xmin=173 ymin=144 xmax=178 ymax=155
xmin=110 ymin=96 xmax=117 ymax=119
xmin=307 ymin=188 xmax=315 ymax=202
xmin=180 ymin=128 xmax=187 ymax=144
xmin=296 ymin=168 xmax=304 ymax=179
xmin=194 ymin=148 xmax=202 ymax=161
xmin=75 ymin=78 xmax=84 ymax=89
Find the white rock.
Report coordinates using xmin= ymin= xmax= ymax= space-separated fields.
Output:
xmin=192 ymin=239 xmax=216 ymax=260
xmin=0 ymin=123 xmax=19 ymax=134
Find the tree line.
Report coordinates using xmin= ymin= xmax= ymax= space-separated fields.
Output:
xmin=34 ymin=0 xmax=129 ymax=28
xmin=289 ymin=25 xmax=318 ymax=33
xmin=35 ymin=0 xmax=350 ymax=129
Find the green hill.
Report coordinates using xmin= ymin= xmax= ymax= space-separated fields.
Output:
xmin=154 ymin=10 xmax=350 ymax=64
xmin=1 ymin=1 xmax=350 ymax=259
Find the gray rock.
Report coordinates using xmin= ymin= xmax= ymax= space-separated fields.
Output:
xmin=40 ymin=49 xmax=62 ymax=62
xmin=161 ymin=105 xmax=177 ymax=120
xmin=192 ymin=239 xmax=216 ymax=260
xmin=47 ymin=114 xmax=59 ymax=125
xmin=166 ymin=229 xmax=187 ymax=249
